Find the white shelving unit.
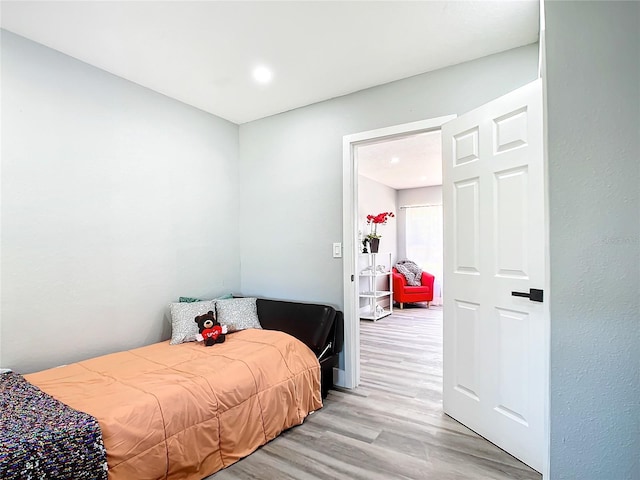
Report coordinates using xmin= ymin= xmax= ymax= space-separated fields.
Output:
xmin=359 ymin=252 xmax=393 ymax=321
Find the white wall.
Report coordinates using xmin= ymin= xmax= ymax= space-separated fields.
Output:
xmin=357 ymin=175 xmax=398 ymax=261
xmin=357 ymin=175 xmax=397 ymax=312
xmin=545 ymin=2 xmax=640 ymax=478
xmin=239 ymin=44 xmax=540 ymax=309
xmin=1 ymin=31 xmax=241 ymax=373
xmin=396 ymin=186 xmax=442 ymax=260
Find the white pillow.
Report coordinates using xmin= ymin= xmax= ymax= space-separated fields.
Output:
xmin=169 ymin=300 xmax=217 ymax=345
xmin=215 ymin=297 xmax=262 ymax=332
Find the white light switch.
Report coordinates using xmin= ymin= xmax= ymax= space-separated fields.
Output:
xmin=333 ymin=242 xmax=342 ymax=258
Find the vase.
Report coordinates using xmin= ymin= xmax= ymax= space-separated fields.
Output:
xmin=369 ymin=238 xmax=380 ymax=253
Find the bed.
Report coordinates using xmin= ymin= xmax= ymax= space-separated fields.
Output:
xmin=0 ymin=297 xmax=343 ymax=480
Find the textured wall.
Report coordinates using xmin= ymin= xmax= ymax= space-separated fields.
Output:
xmin=1 ymin=31 xmax=241 ymax=372
xmin=545 ymin=2 xmax=640 ymax=478
xmin=238 ymin=44 xmax=539 ymax=308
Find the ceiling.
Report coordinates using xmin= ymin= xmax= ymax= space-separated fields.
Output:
xmin=0 ymin=1 xmax=539 ymax=125
xmin=357 ymin=131 xmax=443 ymax=190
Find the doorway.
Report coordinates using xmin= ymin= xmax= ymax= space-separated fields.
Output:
xmin=341 ymin=115 xmax=455 ymax=389
xmin=356 ymin=130 xmax=444 ymax=318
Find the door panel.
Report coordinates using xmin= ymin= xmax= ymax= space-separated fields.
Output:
xmin=495 ymin=306 xmax=529 ymax=425
xmin=443 ymin=79 xmax=545 ymax=472
xmin=494 ymin=106 xmax=528 ymax=153
xmin=495 ymin=166 xmax=529 ymax=278
xmin=454 ymin=179 xmax=481 ymax=274
xmin=453 ymin=127 xmax=480 ymax=165
xmin=453 ymin=300 xmax=480 ymax=402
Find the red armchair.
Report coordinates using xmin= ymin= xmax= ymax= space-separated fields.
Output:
xmin=392 ymin=268 xmax=435 ymax=309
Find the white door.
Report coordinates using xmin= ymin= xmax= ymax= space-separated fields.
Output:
xmin=442 ymin=79 xmax=546 ymax=472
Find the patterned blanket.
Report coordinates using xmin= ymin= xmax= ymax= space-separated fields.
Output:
xmin=395 ymin=260 xmax=423 ymax=286
xmin=0 ymin=372 xmax=107 ymax=480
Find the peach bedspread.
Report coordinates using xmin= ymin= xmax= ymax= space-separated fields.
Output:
xmin=25 ymin=329 xmax=322 ymax=480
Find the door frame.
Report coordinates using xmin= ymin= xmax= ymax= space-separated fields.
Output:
xmin=341 ymin=115 xmax=456 ymax=389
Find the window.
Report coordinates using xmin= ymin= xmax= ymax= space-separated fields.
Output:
xmin=405 ymin=205 xmax=443 ymax=305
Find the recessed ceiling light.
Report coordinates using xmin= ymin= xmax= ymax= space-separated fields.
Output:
xmin=252 ymin=65 xmax=273 ymax=84
xmin=390 ymin=157 xmax=400 ymax=164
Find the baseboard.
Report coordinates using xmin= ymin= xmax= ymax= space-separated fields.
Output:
xmin=333 ymin=367 xmax=347 ymax=388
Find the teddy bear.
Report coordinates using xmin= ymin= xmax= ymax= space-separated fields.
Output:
xmin=194 ymin=311 xmax=227 ymax=346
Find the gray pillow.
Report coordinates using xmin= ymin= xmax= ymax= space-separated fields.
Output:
xmin=215 ymin=297 xmax=262 ymax=332
xmin=169 ymin=300 xmax=217 ymax=345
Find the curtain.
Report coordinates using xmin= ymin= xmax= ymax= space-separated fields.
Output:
xmin=405 ymin=205 xmax=443 ymax=306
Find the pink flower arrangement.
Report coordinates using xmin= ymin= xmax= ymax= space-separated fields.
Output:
xmin=366 ymin=212 xmax=394 ymax=239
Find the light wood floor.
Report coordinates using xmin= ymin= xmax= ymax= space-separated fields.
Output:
xmin=210 ymin=305 xmax=542 ymax=480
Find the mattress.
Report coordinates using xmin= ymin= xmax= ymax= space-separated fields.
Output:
xmin=25 ymin=328 xmax=322 ymax=479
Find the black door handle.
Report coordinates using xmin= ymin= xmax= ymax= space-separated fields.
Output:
xmin=511 ymin=288 xmax=543 ymax=302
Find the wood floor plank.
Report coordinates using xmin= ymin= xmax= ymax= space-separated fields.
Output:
xmin=208 ymin=305 xmax=542 ymax=479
